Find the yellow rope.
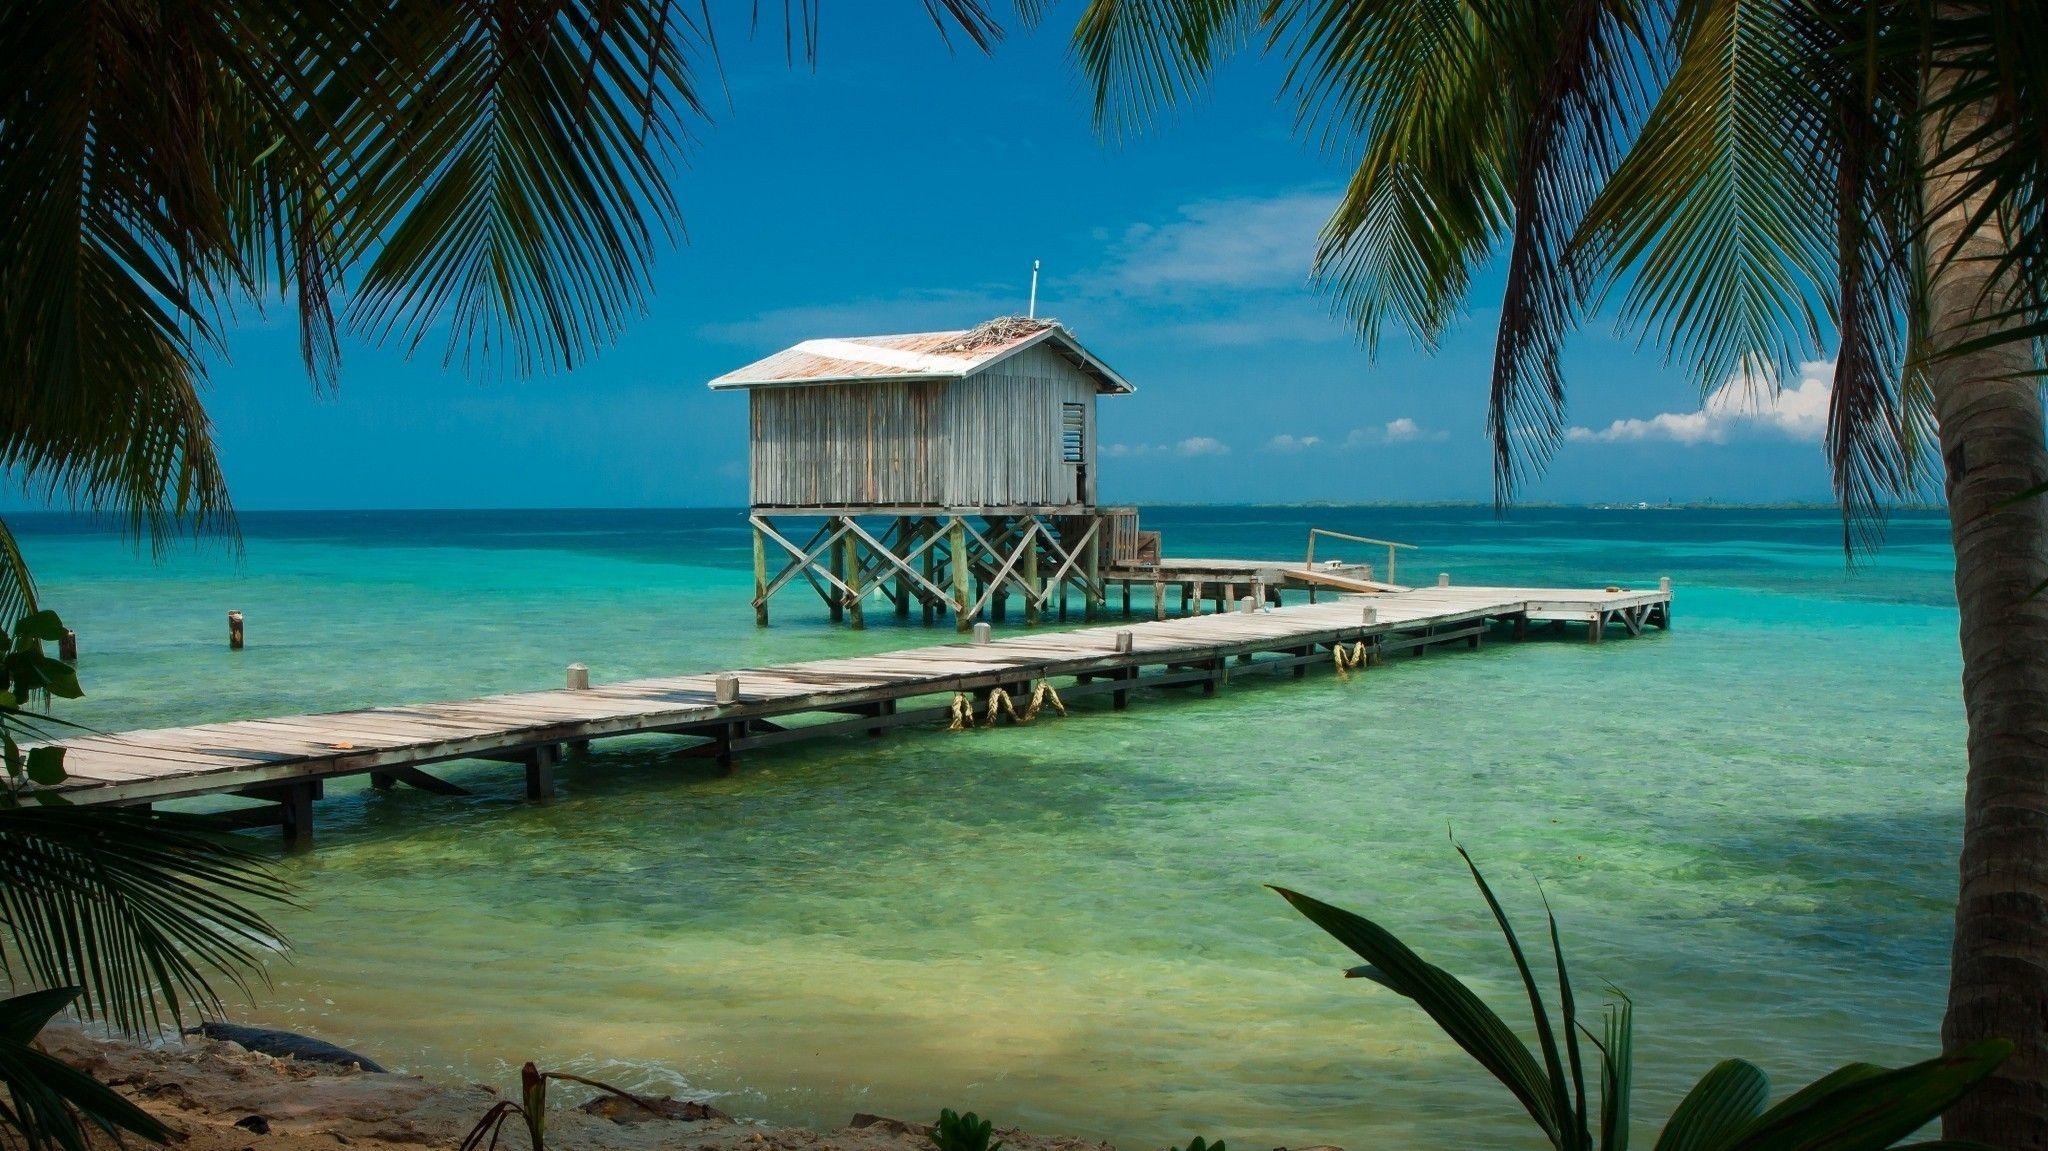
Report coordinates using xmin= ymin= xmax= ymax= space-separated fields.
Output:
xmin=1019 ymin=679 xmax=1067 ymax=722
xmin=946 ymin=692 xmax=972 ymax=732
xmin=983 ymin=687 xmax=1019 ymax=727
xmin=1332 ymin=640 xmax=1372 ymax=681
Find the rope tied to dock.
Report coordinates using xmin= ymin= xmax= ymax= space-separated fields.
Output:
xmin=1020 ymin=679 xmax=1066 ymax=722
xmin=947 ymin=693 xmax=973 ymax=732
xmin=1332 ymin=640 xmax=1372 ymax=681
xmin=982 ymin=687 xmax=1019 ymax=727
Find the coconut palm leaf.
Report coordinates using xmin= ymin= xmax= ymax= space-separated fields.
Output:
xmin=0 ymin=987 xmax=172 ymax=1151
xmin=0 ymin=806 xmax=291 ymax=1036
xmin=1654 ymin=1059 xmax=1768 ymax=1151
xmin=0 ymin=524 xmax=37 ymax=638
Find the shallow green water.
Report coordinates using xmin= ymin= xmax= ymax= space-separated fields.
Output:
xmin=16 ymin=507 xmax=1963 ymax=1149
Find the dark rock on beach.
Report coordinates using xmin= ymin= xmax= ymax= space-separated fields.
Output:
xmin=577 ymin=1093 xmax=732 ymax=1124
xmin=190 ymin=1023 xmax=388 ymax=1073
xmin=849 ymin=1115 xmax=935 ymax=1138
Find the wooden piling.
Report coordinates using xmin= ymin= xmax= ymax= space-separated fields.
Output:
xmin=58 ymin=629 xmax=77 ymax=663
xmin=227 ymin=610 xmax=244 ymax=650
xmin=950 ymin=520 xmax=971 ymax=633
xmin=280 ymin=783 xmax=314 ymax=851
xmin=1153 ymin=574 xmax=1166 ymax=621
xmin=526 ymin=743 xmax=559 ymax=800
xmin=1083 ymin=526 xmax=1102 ymax=621
xmin=1023 ymin=534 xmax=1040 ymax=627
xmin=893 ymin=517 xmax=913 ymax=618
xmin=842 ymin=528 xmax=865 ymax=630
xmin=921 ymin=518 xmax=938 ymax=625
xmin=752 ymin=524 xmax=769 ymax=627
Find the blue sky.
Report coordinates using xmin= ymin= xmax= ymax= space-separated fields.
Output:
xmin=58 ymin=9 xmax=1858 ymax=511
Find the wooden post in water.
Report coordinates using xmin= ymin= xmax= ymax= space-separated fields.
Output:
xmin=1191 ymin=580 xmax=1204 ymax=616
xmin=921 ymin=519 xmax=938 ymax=626
xmin=752 ymin=523 xmax=769 ymax=627
xmin=279 ymin=783 xmax=314 ymax=851
xmin=1082 ymin=526 xmax=1102 ymax=621
xmin=950 ymin=519 xmax=971 ymax=633
xmin=842 ymin=527 xmax=864 ymax=630
xmin=1153 ymin=574 xmax=1166 ymax=621
xmin=227 ymin=611 xmax=244 ymax=650
xmin=1022 ymin=533 xmax=1040 ymax=627
xmin=893 ymin=517 xmax=913 ymax=619
xmin=58 ymin=630 xmax=77 ymax=663
xmin=1438 ymin=572 xmax=1451 ymax=587
xmin=526 ymin=743 xmax=559 ymax=800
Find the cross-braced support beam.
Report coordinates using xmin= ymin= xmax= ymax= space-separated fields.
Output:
xmin=748 ymin=511 xmax=1113 ymax=631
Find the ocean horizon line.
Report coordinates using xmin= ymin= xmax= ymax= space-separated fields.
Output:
xmin=0 ymin=499 xmax=1954 ymax=520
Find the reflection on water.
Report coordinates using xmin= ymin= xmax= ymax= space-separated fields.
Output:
xmin=19 ymin=507 xmax=1961 ymax=1149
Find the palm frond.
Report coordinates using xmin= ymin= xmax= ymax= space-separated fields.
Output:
xmin=1484 ymin=0 xmax=1667 ymax=503
xmin=0 ymin=522 xmax=37 ymax=634
xmin=1294 ymin=2 xmax=1514 ymax=352
xmin=0 ymin=806 xmax=291 ymax=1036
xmin=1073 ymin=0 xmax=1263 ymax=138
xmin=1582 ymin=0 xmax=1840 ymax=391
xmin=1819 ymin=1 xmax=1926 ymax=556
xmin=0 ymin=987 xmax=172 ymax=1151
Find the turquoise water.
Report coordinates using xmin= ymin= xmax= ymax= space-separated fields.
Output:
xmin=14 ymin=507 xmax=1963 ymax=1149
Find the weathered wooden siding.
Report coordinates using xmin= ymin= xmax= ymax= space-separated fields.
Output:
xmin=749 ymin=342 xmax=1099 ymax=509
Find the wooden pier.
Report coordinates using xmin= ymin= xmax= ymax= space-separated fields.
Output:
xmin=35 ymin=584 xmax=1670 ymax=848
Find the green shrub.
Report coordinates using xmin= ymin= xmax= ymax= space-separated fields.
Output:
xmin=931 ymin=1108 xmax=1003 ymax=1151
xmin=1273 ymin=845 xmax=2008 ymax=1151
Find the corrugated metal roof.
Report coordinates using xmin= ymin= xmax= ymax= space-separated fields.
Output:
xmin=706 ymin=318 xmax=1135 ymax=394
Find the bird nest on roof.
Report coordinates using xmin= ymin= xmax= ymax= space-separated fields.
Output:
xmin=935 ymin=315 xmax=1058 ymax=354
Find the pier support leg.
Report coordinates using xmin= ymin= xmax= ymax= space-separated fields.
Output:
xmin=1083 ymin=528 xmax=1102 ymax=622
xmin=1589 ymin=614 xmax=1605 ymax=644
xmin=1202 ymin=658 xmax=1219 ymax=696
xmin=1153 ymin=575 xmax=1166 ymax=621
xmin=525 ymin=743 xmax=559 ymax=801
xmin=1113 ymin=667 xmax=1133 ymax=711
xmin=1512 ymin=614 xmax=1528 ymax=642
xmin=1191 ymin=581 xmax=1204 ymax=616
xmin=1294 ymin=646 xmax=1311 ymax=679
xmin=950 ymin=520 xmax=972 ymax=633
xmin=712 ymin=723 xmax=739 ymax=775
xmin=842 ymin=527 xmax=865 ymax=631
xmin=921 ymin=519 xmax=938 ymax=626
xmin=370 ymin=772 xmax=396 ymax=791
xmin=893 ymin=517 xmax=913 ymax=619
xmin=752 ymin=522 xmax=769 ymax=627
xmin=279 ymin=784 xmax=314 ymax=851
xmin=1022 ymin=536 xmax=1040 ymax=628
xmin=1122 ymin=580 xmax=1131 ymax=616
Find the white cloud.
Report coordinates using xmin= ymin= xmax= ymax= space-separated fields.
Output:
xmin=1175 ymin=436 xmax=1231 ymax=457
xmin=1566 ymin=360 xmax=1833 ymax=446
xmin=1106 ymin=191 xmax=1339 ymax=294
xmin=1344 ymin=418 xmax=1447 ymax=447
xmin=1265 ymin=434 xmax=1322 ymax=452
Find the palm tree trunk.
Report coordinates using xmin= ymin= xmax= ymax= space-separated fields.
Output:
xmin=1926 ymin=56 xmax=2048 ymax=1150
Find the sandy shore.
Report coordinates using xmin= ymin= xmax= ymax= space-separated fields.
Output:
xmin=38 ymin=1025 xmax=1125 ymax=1151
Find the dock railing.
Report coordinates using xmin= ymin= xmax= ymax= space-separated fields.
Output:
xmin=1305 ymin=528 xmax=1417 ymax=586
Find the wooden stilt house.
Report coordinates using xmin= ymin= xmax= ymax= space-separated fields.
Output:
xmin=709 ymin=316 xmax=1155 ymax=630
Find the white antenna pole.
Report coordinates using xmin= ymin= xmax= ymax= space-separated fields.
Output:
xmin=1028 ymin=260 xmax=1040 ymax=319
